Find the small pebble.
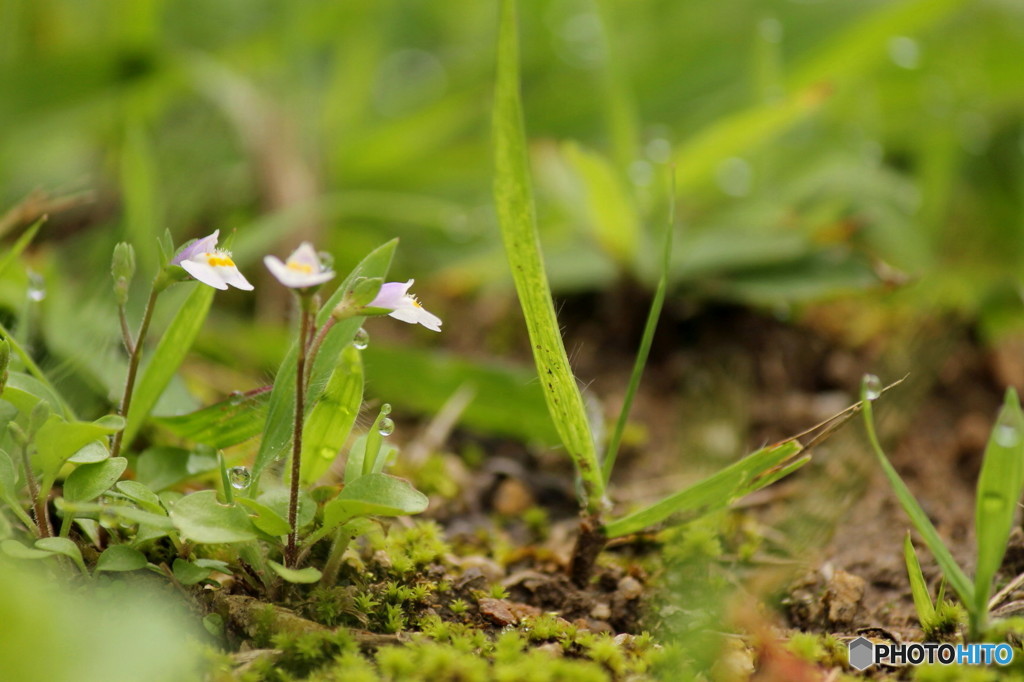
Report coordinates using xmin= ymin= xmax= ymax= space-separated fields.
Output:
xmin=617 ymin=576 xmax=643 ymax=600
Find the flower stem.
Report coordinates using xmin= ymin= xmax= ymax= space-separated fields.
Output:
xmin=305 ymin=316 xmax=338 ymax=380
xmin=19 ymin=443 xmax=50 ymax=537
xmin=110 ymin=283 xmax=160 ymax=459
xmin=285 ymin=298 xmax=315 ymax=567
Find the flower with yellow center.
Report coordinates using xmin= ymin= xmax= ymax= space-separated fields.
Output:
xmin=264 ymin=242 xmax=335 ymax=289
xmin=173 ymin=230 xmax=254 ymax=291
xmin=369 ymin=279 xmax=442 ymax=332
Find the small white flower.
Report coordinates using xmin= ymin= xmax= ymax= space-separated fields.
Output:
xmin=264 ymin=242 xmax=335 ymax=289
xmin=369 ymin=279 xmax=442 ymax=332
xmin=174 ymin=230 xmax=254 ymax=291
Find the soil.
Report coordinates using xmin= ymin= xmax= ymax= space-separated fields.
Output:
xmin=209 ymin=290 xmax=1024 ymax=678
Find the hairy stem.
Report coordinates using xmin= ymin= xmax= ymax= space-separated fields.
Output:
xmin=285 ymin=300 xmax=315 ymax=567
xmin=111 ymin=284 xmax=160 ymax=459
xmin=20 ymin=444 xmax=50 ymax=537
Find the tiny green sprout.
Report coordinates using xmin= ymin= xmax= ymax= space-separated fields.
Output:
xmin=383 ymin=603 xmax=406 ymax=633
xmin=449 ymin=598 xmax=469 ymax=616
xmin=354 ymin=592 xmax=379 ymax=613
xmin=489 ymin=584 xmax=510 ymax=599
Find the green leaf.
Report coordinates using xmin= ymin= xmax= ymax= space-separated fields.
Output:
xmin=123 ymin=283 xmax=216 ymax=449
xmin=301 ymin=344 xmax=363 ymax=484
xmin=114 ymin=480 xmax=165 ymax=514
xmin=253 ymin=239 xmax=397 ymax=478
xmin=136 ymin=446 xmax=217 ymax=492
xmin=63 ymin=457 xmax=128 ymax=503
xmin=152 ymin=389 xmax=270 ymax=450
xmin=256 ymin=489 xmax=315 ymax=531
xmin=1 ymin=538 xmax=53 ymax=560
xmin=860 ymin=379 xmax=974 ymax=609
xmin=67 ymin=441 xmax=110 ymax=464
xmin=95 ymin=545 xmax=147 ymax=573
xmin=33 ymin=415 xmax=125 ymax=493
xmin=55 ymin=499 xmax=176 ymax=530
xmin=172 ymin=558 xmax=211 ymax=586
xmin=169 ymin=490 xmax=257 ymax=544
xmin=1 ymin=371 xmax=70 ymax=417
xmin=973 ymin=388 xmax=1024 ymax=623
xmin=268 ymin=560 xmax=322 ymax=584
xmin=562 ymin=141 xmax=640 ymax=268
xmin=35 ymin=537 xmax=86 ymax=573
xmin=904 ymin=533 xmax=935 ymax=627
xmin=493 ymin=0 xmax=603 ymax=514
xmin=236 ymin=497 xmax=292 ymax=537
xmin=604 ymin=441 xmax=805 ymax=538
xmin=308 ymin=473 xmax=427 ymax=546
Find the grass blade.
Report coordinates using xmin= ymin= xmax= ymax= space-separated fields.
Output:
xmin=252 ymin=239 xmax=397 ymax=479
xmin=122 ymin=283 xmax=215 ymax=449
xmin=0 ymin=215 xmax=43 ymax=280
xmin=905 ymin=533 xmax=936 ymax=626
xmin=973 ymin=388 xmax=1024 ymax=625
xmin=602 ymin=175 xmax=674 ymax=484
xmin=604 ymin=441 xmax=803 ymax=538
xmin=861 ymin=377 xmax=973 ymax=607
xmin=493 ymin=0 xmax=604 ymax=513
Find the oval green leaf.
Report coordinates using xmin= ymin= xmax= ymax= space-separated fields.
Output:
xmin=170 ymin=490 xmax=257 ymax=544
xmin=63 ymin=457 xmax=128 ymax=502
xmin=268 ymin=560 xmax=322 ymax=584
xmin=95 ymin=545 xmax=147 ymax=572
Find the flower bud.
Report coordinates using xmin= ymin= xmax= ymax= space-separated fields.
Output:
xmin=111 ymin=242 xmax=136 ymax=305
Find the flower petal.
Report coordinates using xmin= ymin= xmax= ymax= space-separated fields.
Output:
xmin=370 ymin=280 xmax=414 ymax=309
xmin=264 ymin=250 xmax=335 ymax=289
xmin=180 ymin=259 xmax=228 ymax=290
xmin=172 ymin=230 xmax=220 ymax=265
xmin=388 ymin=306 xmax=442 ymax=332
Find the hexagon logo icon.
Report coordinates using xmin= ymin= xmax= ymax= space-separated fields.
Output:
xmin=848 ymin=636 xmax=874 ymax=671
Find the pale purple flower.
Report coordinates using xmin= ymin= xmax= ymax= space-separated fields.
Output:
xmin=264 ymin=242 xmax=335 ymax=289
xmin=370 ymin=279 xmax=442 ymax=332
xmin=174 ymin=230 xmax=254 ymax=291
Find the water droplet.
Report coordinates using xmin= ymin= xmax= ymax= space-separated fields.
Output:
xmin=888 ymin=36 xmax=920 ymax=70
xmin=353 ymin=328 xmax=369 ymax=350
xmin=380 ymin=403 xmax=392 ymax=416
xmin=27 ymin=272 xmax=46 ymax=302
xmin=319 ymin=447 xmax=336 ymax=460
xmin=318 ymin=251 xmax=335 ymax=271
xmin=228 ymin=391 xmax=244 ymax=405
xmin=378 ymin=417 xmax=395 ymax=437
xmin=995 ymin=422 xmax=1020 ymax=448
xmin=715 ymin=157 xmax=753 ymax=197
xmin=863 ymin=374 xmax=883 ymax=401
xmin=228 ymin=466 xmax=251 ymax=490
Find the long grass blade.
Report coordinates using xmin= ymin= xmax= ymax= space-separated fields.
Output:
xmin=493 ymin=0 xmax=604 ymax=513
xmin=602 ymin=173 xmax=674 ymax=484
xmin=861 ymin=377 xmax=973 ymax=606
xmin=973 ymin=388 xmax=1024 ymax=627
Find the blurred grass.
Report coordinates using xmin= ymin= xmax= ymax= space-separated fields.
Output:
xmin=0 ymin=0 xmax=1022 ymax=428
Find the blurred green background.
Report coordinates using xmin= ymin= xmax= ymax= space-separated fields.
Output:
xmin=1 ymin=0 xmax=1022 ymax=434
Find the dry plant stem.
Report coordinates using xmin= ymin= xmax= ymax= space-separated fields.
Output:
xmin=20 ymin=444 xmax=50 ymax=537
xmin=111 ymin=285 xmax=160 ymax=459
xmin=285 ymin=300 xmax=315 ymax=567
xmin=568 ymin=514 xmax=607 ymax=587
